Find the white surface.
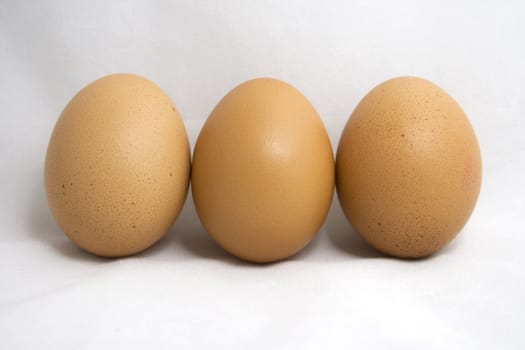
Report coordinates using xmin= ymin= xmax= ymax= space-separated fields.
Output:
xmin=1 ymin=0 xmax=524 ymax=348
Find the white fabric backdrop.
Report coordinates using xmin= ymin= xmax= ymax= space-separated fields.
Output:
xmin=1 ymin=1 xmax=524 ymax=349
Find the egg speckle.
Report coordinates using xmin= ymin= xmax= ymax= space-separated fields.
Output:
xmin=45 ymin=74 xmax=190 ymax=257
xmin=336 ymin=77 xmax=482 ymax=258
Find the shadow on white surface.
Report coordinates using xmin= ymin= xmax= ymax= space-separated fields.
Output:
xmin=28 ymin=175 xmax=242 ymax=264
xmin=28 ymin=175 xmax=460 ymax=264
xmin=324 ymin=197 xmax=384 ymax=259
xmin=146 ymin=191 xmax=326 ymax=266
xmin=143 ymin=192 xmax=251 ymax=266
xmin=323 ymin=195 xmax=464 ymax=262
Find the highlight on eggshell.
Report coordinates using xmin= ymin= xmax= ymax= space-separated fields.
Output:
xmin=191 ymin=77 xmax=335 ymax=263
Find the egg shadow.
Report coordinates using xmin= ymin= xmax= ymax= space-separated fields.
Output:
xmin=28 ymin=170 xmax=281 ymax=266
xmin=324 ymin=195 xmax=465 ymax=261
xmin=29 ymin=170 xmax=242 ymax=265
xmin=150 ymin=189 xmax=252 ymax=266
xmin=26 ymin=167 xmax=109 ymax=263
xmin=32 ymin=162 xmax=457 ymax=264
xmin=287 ymin=227 xmax=325 ymax=262
xmin=325 ymin=196 xmax=383 ymax=259
xmin=158 ymin=187 xmax=325 ymax=266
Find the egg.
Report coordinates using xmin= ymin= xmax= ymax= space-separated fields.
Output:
xmin=45 ymin=74 xmax=190 ymax=257
xmin=336 ymin=77 xmax=482 ymax=258
xmin=192 ymin=78 xmax=334 ymax=263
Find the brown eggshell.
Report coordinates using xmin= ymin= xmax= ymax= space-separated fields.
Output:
xmin=336 ymin=76 xmax=482 ymax=258
xmin=192 ymin=78 xmax=334 ymax=263
xmin=45 ymin=73 xmax=190 ymax=257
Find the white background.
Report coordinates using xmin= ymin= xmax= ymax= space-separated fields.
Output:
xmin=1 ymin=1 xmax=524 ymax=349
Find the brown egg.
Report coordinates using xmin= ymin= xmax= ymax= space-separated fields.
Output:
xmin=336 ymin=77 xmax=482 ymax=258
xmin=45 ymin=74 xmax=190 ymax=257
xmin=192 ymin=78 xmax=334 ymax=263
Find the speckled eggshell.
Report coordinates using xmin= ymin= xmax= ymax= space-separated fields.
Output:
xmin=336 ymin=77 xmax=482 ymax=258
xmin=45 ymin=74 xmax=190 ymax=257
xmin=192 ymin=78 xmax=334 ymax=263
